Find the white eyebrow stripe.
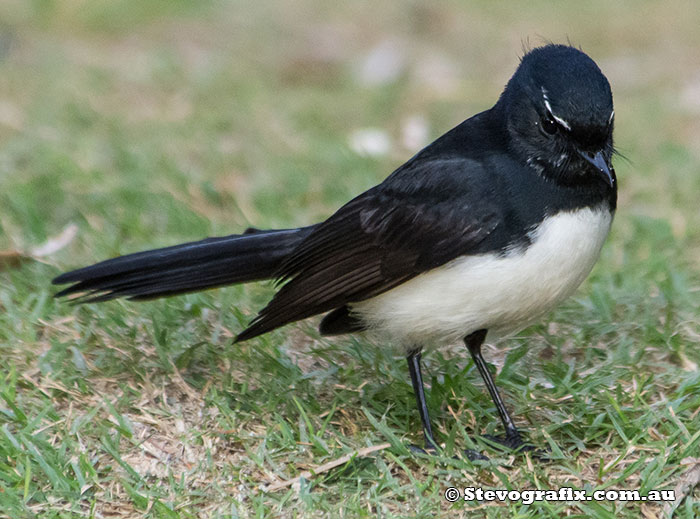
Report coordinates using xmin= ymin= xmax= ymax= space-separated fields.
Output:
xmin=543 ymin=98 xmax=571 ymax=130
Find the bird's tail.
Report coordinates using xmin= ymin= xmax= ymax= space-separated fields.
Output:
xmin=52 ymin=226 xmax=314 ymax=303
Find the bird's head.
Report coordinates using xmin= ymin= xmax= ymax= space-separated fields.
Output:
xmin=500 ymin=44 xmax=615 ymax=189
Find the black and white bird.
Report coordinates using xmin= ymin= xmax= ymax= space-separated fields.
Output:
xmin=53 ymin=44 xmax=617 ymax=457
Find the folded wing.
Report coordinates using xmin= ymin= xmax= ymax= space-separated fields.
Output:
xmin=237 ymin=157 xmax=501 ymax=341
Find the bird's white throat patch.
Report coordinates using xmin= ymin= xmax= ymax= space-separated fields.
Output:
xmin=352 ymin=205 xmax=613 ymax=348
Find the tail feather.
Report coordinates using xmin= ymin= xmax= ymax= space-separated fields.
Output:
xmin=53 ymin=226 xmax=315 ymax=302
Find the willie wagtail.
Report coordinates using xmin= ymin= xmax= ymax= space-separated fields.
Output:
xmin=53 ymin=44 xmax=617 ymax=457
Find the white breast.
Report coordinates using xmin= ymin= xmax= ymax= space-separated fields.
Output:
xmin=351 ymin=205 xmax=613 ymax=349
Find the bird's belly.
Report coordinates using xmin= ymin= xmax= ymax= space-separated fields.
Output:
xmin=351 ymin=206 xmax=613 ymax=348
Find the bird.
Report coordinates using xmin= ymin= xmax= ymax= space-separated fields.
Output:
xmin=53 ymin=43 xmax=617 ymax=458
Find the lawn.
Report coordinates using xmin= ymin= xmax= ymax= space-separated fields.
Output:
xmin=1 ymin=1 xmax=699 ymax=517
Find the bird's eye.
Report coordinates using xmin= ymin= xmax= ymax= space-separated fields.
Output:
xmin=540 ymin=116 xmax=557 ymax=135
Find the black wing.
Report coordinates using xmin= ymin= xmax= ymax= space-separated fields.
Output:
xmin=236 ymin=157 xmax=501 ymax=341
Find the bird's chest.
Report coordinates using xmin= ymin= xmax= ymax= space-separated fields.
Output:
xmin=471 ymin=206 xmax=614 ymax=332
xmin=353 ymin=205 xmax=613 ymax=345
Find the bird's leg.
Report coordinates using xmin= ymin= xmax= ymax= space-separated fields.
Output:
xmin=407 ymin=348 xmax=487 ymax=460
xmin=406 ymin=348 xmax=438 ymax=452
xmin=464 ymin=330 xmax=529 ymax=452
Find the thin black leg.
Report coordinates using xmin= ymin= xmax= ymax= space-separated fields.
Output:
xmin=406 ymin=349 xmax=438 ymax=450
xmin=464 ymin=329 xmax=523 ymax=448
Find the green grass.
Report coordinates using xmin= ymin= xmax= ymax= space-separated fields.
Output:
xmin=1 ymin=0 xmax=700 ymax=517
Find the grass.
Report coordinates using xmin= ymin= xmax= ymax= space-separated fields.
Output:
xmin=1 ymin=0 xmax=700 ymax=517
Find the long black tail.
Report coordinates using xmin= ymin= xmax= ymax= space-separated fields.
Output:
xmin=52 ymin=226 xmax=315 ymax=303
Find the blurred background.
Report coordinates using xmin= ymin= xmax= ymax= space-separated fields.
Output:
xmin=1 ymin=0 xmax=699 ymax=249
xmin=0 ymin=1 xmax=699 ymax=517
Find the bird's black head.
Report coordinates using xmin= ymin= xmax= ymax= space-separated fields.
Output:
xmin=499 ymin=44 xmax=615 ymax=189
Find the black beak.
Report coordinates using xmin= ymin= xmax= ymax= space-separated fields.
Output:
xmin=579 ymin=150 xmax=614 ymax=187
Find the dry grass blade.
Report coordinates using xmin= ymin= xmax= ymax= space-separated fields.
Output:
xmin=0 ymin=223 xmax=78 ymax=271
xmin=263 ymin=442 xmax=391 ymax=492
xmin=31 ymin=223 xmax=78 ymax=257
xmin=663 ymin=457 xmax=700 ymax=517
xmin=0 ymin=250 xmax=30 ymax=271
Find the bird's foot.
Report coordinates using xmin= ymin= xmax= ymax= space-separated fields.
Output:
xmin=407 ymin=443 xmax=437 ymax=456
xmin=481 ymin=432 xmax=549 ymax=460
xmin=407 ymin=431 xmax=550 ymax=462
xmin=482 ymin=432 xmax=528 ymax=450
xmin=462 ymin=448 xmax=489 ymax=461
xmin=407 ymin=442 xmax=488 ymax=461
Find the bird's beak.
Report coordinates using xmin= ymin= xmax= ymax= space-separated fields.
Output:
xmin=579 ymin=150 xmax=614 ymax=187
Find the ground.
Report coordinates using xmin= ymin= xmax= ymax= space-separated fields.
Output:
xmin=0 ymin=1 xmax=699 ymax=517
